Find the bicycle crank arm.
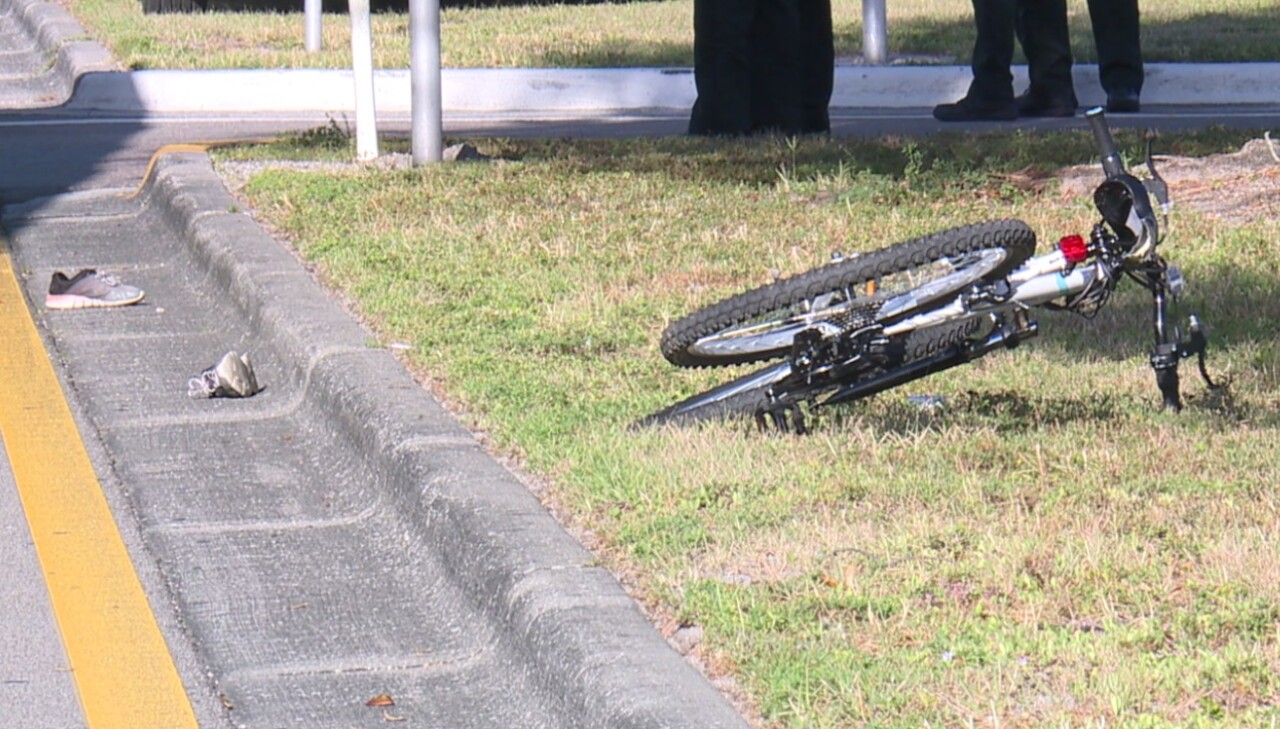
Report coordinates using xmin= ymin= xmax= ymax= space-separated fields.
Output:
xmin=818 ymin=317 xmax=1040 ymax=409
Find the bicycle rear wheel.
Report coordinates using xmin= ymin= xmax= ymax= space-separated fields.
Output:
xmin=661 ymin=219 xmax=1035 ymax=368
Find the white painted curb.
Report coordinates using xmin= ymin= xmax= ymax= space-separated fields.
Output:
xmin=66 ymin=63 xmax=1280 ymax=115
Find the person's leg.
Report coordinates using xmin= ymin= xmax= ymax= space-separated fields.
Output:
xmin=934 ymin=0 xmax=1018 ymax=121
xmin=690 ymin=0 xmax=757 ymax=135
xmin=749 ymin=0 xmax=802 ymax=134
xmin=1086 ymin=0 xmax=1143 ymax=110
xmin=796 ymin=0 xmax=833 ymax=133
xmin=1015 ymin=0 xmax=1077 ymax=115
xmin=968 ymin=0 xmax=1017 ymax=101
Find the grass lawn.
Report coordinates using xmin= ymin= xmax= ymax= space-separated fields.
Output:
xmin=64 ymin=0 xmax=1280 ymax=70
xmin=220 ymin=127 xmax=1280 ymax=728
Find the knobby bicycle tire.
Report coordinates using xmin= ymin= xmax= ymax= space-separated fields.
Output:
xmin=640 ymin=317 xmax=982 ymax=428
xmin=661 ymin=219 xmax=1036 ymax=368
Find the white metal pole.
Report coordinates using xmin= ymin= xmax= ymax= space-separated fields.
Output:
xmin=349 ymin=0 xmax=379 ymax=160
xmin=304 ymin=0 xmax=322 ymax=52
xmin=863 ymin=0 xmax=887 ymax=65
xmin=410 ymin=0 xmax=443 ymax=164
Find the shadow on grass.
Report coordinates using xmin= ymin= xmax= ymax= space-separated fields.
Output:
xmin=503 ymin=125 xmax=1257 ymax=199
xmin=818 ymin=377 xmax=1276 ymax=437
xmin=823 ymin=389 xmax=1129 ymax=435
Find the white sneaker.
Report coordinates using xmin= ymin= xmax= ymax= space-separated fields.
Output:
xmin=46 ymin=269 xmax=145 ymax=309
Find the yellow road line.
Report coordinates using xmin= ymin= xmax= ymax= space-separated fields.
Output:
xmin=0 ymin=244 xmax=197 ymax=728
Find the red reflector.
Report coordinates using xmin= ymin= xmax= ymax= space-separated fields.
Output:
xmin=1058 ymin=234 xmax=1089 ymax=263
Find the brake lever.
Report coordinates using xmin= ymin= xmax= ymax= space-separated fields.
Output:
xmin=1181 ymin=315 xmax=1223 ymax=390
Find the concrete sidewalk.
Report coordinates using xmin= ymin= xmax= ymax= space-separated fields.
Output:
xmin=61 ymin=62 xmax=1280 ymax=116
xmin=6 ymin=0 xmax=1276 ymax=118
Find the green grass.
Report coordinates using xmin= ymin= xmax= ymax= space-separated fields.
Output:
xmin=64 ymin=0 xmax=1280 ymax=70
xmin=222 ymin=128 xmax=1280 ymax=728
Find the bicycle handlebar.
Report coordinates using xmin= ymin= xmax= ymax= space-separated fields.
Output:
xmin=1085 ymin=108 xmax=1125 ymax=180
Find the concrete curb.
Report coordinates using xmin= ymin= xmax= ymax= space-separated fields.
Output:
xmin=62 ymin=62 xmax=1280 ymax=115
xmin=4 ymin=0 xmax=115 ymax=107
xmin=141 ymin=152 xmax=750 ymax=729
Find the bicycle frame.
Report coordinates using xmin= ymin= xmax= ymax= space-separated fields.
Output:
xmin=883 ymin=247 xmax=1105 ymax=338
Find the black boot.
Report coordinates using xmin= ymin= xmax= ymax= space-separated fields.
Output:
xmin=1016 ymin=89 xmax=1077 ymax=117
xmin=933 ymin=95 xmax=1017 ymax=122
xmin=1106 ymin=89 xmax=1141 ymax=113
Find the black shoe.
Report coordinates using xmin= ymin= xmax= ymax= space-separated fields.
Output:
xmin=1016 ymin=91 xmax=1077 ymax=118
xmin=932 ymin=96 xmax=1017 ymax=122
xmin=1106 ymin=89 xmax=1141 ymax=113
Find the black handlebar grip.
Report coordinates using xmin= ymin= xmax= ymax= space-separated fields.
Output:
xmin=1085 ymin=107 xmax=1125 ymax=180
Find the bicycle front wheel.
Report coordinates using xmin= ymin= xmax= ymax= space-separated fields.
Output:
xmin=661 ymin=219 xmax=1036 ymax=368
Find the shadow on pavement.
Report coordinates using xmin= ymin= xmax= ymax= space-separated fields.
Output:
xmin=0 ymin=0 xmax=147 ymax=211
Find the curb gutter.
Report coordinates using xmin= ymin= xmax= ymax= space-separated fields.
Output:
xmin=142 ymin=151 xmax=751 ymax=729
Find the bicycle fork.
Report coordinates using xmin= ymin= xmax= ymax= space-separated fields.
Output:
xmin=1147 ymin=269 xmax=1219 ymax=411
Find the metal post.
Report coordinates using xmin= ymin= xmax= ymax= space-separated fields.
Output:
xmin=304 ymin=0 xmax=322 ymax=52
xmin=410 ymin=0 xmax=443 ymax=164
xmin=349 ymin=0 xmax=379 ymax=160
xmin=863 ymin=0 xmax=887 ymax=65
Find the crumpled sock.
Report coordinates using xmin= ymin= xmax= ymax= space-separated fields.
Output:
xmin=188 ymin=351 xmax=261 ymax=398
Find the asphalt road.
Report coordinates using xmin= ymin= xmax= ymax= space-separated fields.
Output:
xmin=0 ymin=436 xmax=86 ymax=729
xmin=4 ymin=101 xmax=1280 ymax=207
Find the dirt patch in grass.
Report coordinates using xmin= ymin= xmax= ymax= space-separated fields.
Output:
xmin=1054 ymin=135 xmax=1280 ymax=225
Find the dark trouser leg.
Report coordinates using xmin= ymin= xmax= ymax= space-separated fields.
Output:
xmin=796 ymin=0 xmax=833 ymax=133
xmin=749 ymin=0 xmax=802 ymax=134
xmin=1015 ymin=0 xmax=1076 ymax=104
xmin=968 ymin=0 xmax=1017 ymax=102
xmin=934 ymin=0 xmax=1019 ymax=119
xmin=1087 ymin=0 xmax=1143 ymax=95
xmin=690 ymin=0 xmax=757 ymax=135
